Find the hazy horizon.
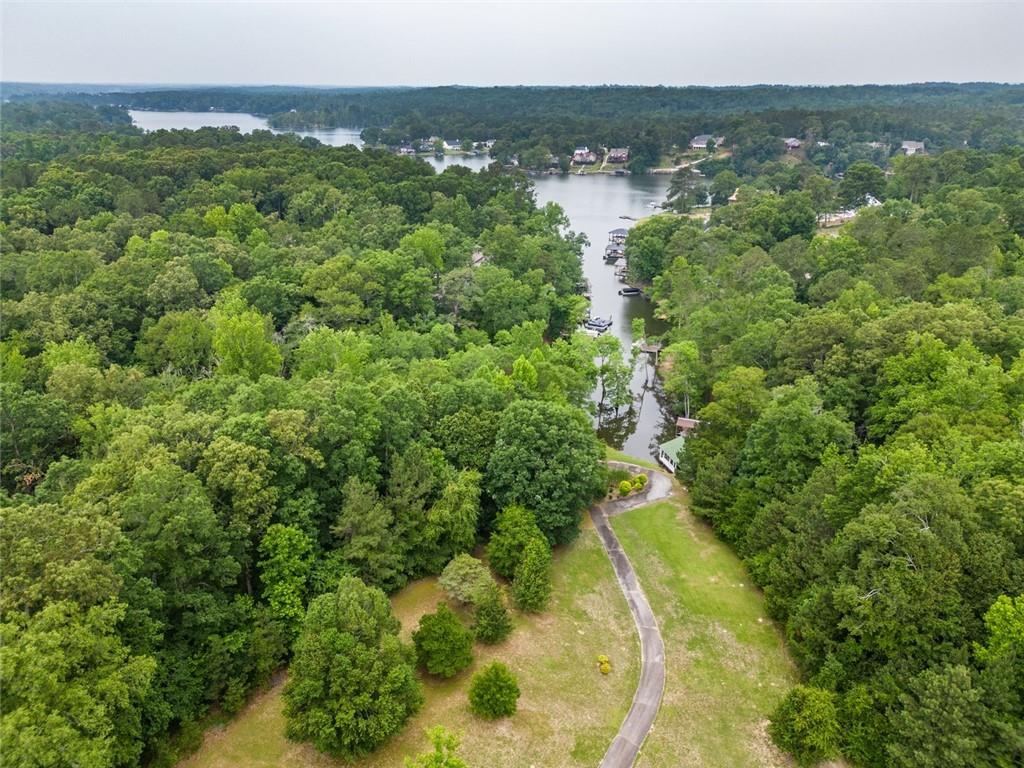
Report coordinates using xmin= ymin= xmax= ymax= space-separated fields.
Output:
xmin=4 ymin=1 xmax=1022 ymax=88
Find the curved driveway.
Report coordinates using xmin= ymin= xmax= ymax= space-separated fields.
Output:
xmin=590 ymin=463 xmax=671 ymax=767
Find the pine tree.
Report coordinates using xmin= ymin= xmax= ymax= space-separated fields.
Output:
xmin=472 ymin=584 xmax=513 ymax=644
xmin=512 ymin=536 xmax=552 ymax=613
xmin=468 ymin=662 xmax=520 ymax=719
xmin=486 ymin=505 xmax=543 ymax=580
xmin=412 ymin=603 xmax=474 ymax=678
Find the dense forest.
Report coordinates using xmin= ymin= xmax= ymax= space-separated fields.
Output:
xmin=0 ymin=102 xmax=608 ymax=765
xmin=12 ymin=82 xmax=1024 ymax=172
xmin=630 ymin=147 xmax=1024 ymax=766
xmin=1 ymin=98 xmax=1022 ymax=768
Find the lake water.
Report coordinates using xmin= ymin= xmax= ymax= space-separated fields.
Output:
xmin=129 ymin=110 xmax=365 ymax=147
xmin=130 ymin=111 xmax=675 ymax=459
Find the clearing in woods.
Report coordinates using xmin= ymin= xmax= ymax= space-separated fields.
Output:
xmin=180 ymin=465 xmax=796 ymax=767
xmin=179 ymin=520 xmax=639 ymax=768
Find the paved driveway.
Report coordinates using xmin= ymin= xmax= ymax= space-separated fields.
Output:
xmin=590 ymin=463 xmax=670 ymax=767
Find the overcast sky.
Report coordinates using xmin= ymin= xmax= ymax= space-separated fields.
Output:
xmin=3 ymin=1 xmax=1022 ymax=87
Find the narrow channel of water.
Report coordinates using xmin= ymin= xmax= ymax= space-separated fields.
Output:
xmin=130 ymin=112 xmax=675 ymax=458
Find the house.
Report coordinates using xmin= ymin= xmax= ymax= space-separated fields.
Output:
xmin=901 ymin=140 xmax=927 ymax=156
xmin=816 ymin=140 xmax=831 ymax=147
xmin=608 ymin=227 xmax=629 ymax=244
xmin=607 ymin=147 xmax=630 ymax=163
xmin=784 ymin=137 xmax=802 ymax=150
xmin=397 ymin=145 xmax=417 ymax=156
xmin=867 ymin=141 xmax=888 ymax=150
xmin=572 ymin=146 xmax=598 ymax=164
xmin=675 ymin=417 xmax=701 ymax=438
xmin=690 ymin=134 xmax=713 ymax=150
xmin=864 ymin=194 xmax=883 ymax=207
xmin=658 ymin=435 xmax=686 ymax=474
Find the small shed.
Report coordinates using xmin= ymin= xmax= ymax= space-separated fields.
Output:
xmin=675 ymin=417 xmax=701 ymax=438
xmin=658 ymin=436 xmax=686 ymax=474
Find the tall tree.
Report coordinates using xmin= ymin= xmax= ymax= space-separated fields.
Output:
xmin=283 ymin=576 xmax=422 ymax=758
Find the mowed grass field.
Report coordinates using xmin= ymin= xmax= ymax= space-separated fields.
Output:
xmin=179 ymin=518 xmax=639 ymax=768
xmin=611 ymin=491 xmax=798 ymax=768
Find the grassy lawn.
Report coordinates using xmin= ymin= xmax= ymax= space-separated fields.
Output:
xmin=611 ymin=496 xmax=797 ymax=768
xmin=179 ymin=520 xmax=639 ymax=768
xmin=605 ymin=444 xmax=659 ymax=471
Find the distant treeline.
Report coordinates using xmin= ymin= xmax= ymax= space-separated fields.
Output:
xmin=7 ymin=83 xmax=1024 ymax=172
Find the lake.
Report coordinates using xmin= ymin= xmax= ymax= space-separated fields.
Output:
xmin=130 ymin=111 xmax=675 ymax=459
xmin=128 ymin=110 xmax=365 ymax=147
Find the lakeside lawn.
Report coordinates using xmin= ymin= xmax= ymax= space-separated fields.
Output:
xmin=604 ymin=444 xmax=659 ymax=471
xmin=612 ymin=493 xmax=797 ymax=767
xmin=179 ymin=520 xmax=639 ymax=768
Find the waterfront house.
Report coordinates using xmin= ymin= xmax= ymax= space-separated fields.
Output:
xmin=607 ymin=147 xmax=630 ymax=163
xmin=690 ymin=134 xmax=724 ymax=150
xmin=573 ymin=146 xmax=598 ymax=164
xmin=658 ymin=435 xmax=686 ymax=474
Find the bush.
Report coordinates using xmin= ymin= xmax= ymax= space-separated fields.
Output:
xmin=473 ymin=584 xmax=513 ymax=644
xmin=618 ymin=480 xmax=633 ymax=496
xmin=599 ymin=661 xmax=611 ymax=675
xmin=486 ymin=505 xmax=544 ymax=580
xmin=412 ymin=603 xmax=474 ymax=678
xmin=512 ymin=536 xmax=552 ymax=613
xmin=768 ymin=685 xmax=840 ymax=766
xmin=606 ymin=467 xmax=631 ymax=489
xmin=634 ymin=473 xmax=648 ymax=487
xmin=439 ymin=554 xmax=495 ymax=605
xmin=468 ymin=662 xmax=520 ymax=719
xmin=404 ymin=726 xmax=469 ymax=768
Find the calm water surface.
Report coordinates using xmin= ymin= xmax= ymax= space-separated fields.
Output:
xmin=131 ymin=112 xmax=674 ymax=459
xmin=129 ymin=110 xmax=364 ymax=147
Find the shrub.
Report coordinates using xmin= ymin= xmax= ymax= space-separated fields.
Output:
xmin=634 ymin=474 xmax=648 ymax=487
xmin=768 ymin=685 xmax=840 ymax=766
xmin=473 ymin=584 xmax=513 ymax=644
xmin=486 ymin=505 xmax=544 ymax=580
xmin=512 ymin=536 xmax=552 ymax=613
xmin=412 ymin=603 xmax=474 ymax=678
xmin=599 ymin=662 xmax=611 ymax=675
xmin=439 ymin=554 xmax=494 ymax=605
xmin=468 ymin=662 xmax=520 ymax=719
xmin=606 ymin=467 xmax=631 ymax=488
xmin=618 ymin=480 xmax=633 ymax=496
xmin=404 ymin=726 xmax=469 ymax=768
